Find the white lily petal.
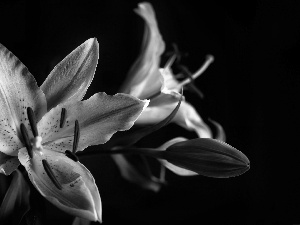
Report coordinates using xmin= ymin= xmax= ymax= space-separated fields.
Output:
xmin=120 ymin=2 xmax=165 ymax=99
xmin=38 ymin=92 xmax=149 ymax=153
xmin=0 ymin=152 xmax=19 ymax=175
xmin=41 ymin=38 xmax=99 ymax=110
xmin=208 ymin=118 xmax=226 ymax=142
xmin=18 ymin=147 xmax=102 ymax=222
xmin=72 ymin=217 xmax=91 ymax=225
xmin=157 ymin=137 xmax=198 ymax=176
xmin=0 ymin=44 xmax=47 ymax=156
xmin=146 ymin=67 xmax=182 ymax=107
xmin=148 ymin=89 xmax=182 ymax=107
xmin=0 ymin=170 xmax=30 ymax=223
xmin=136 ymin=101 xmax=212 ymax=138
xmin=160 ymin=66 xmax=181 ymax=92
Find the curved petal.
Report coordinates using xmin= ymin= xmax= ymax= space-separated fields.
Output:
xmin=18 ymin=147 xmax=102 ymax=222
xmin=72 ymin=217 xmax=91 ymax=225
xmin=120 ymin=2 xmax=165 ymax=99
xmin=38 ymin=92 xmax=149 ymax=153
xmin=157 ymin=137 xmax=197 ymax=176
xmin=112 ymin=154 xmax=161 ymax=192
xmin=160 ymin=65 xmax=181 ymax=92
xmin=0 ymin=152 xmax=19 ymax=175
xmin=0 ymin=170 xmax=30 ymax=224
xmin=148 ymin=90 xmax=182 ymax=107
xmin=0 ymin=44 xmax=47 ymax=156
xmin=136 ymin=101 xmax=212 ymax=138
xmin=208 ymin=118 xmax=226 ymax=141
xmin=41 ymin=38 xmax=99 ymax=110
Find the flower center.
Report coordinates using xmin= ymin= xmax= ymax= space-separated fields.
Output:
xmin=20 ymin=107 xmax=80 ymax=190
xmin=32 ymin=136 xmax=43 ymax=151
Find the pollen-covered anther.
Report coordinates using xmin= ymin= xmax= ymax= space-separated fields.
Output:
xmin=20 ymin=123 xmax=33 ymax=158
xmin=60 ymin=108 xmax=66 ymax=128
xmin=27 ymin=107 xmax=39 ymax=137
xmin=72 ymin=120 xmax=80 ymax=154
xmin=42 ymin=159 xmax=62 ymax=190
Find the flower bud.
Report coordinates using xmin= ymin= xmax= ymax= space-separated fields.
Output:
xmin=162 ymin=138 xmax=250 ymax=178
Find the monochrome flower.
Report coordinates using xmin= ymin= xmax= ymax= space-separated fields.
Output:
xmin=0 ymin=39 xmax=148 ymax=221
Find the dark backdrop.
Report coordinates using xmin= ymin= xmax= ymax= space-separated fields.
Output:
xmin=1 ymin=0 xmax=299 ymax=224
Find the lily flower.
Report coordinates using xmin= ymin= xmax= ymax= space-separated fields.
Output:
xmin=0 ymin=39 xmax=148 ymax=221
xmin=121 ymin=2 xmax=213 ymax=138
xmin=111 ymin=2 xmax=216 ymax=191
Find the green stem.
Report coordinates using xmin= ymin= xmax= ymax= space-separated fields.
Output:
xmin=77 ymin=148 xmax=164 ymax=159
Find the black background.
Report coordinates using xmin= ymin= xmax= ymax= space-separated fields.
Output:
xmin=1 ymin=0 xmax=299 ymax=224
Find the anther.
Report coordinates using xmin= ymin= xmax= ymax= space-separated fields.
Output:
xmin=72 ymin=120 xmax=80 ymax=154
xmin=60 ymin=108 xmax=66 ymax=128
xmin=42 ymin=159 xmax=62 ymax=190
xmin=27 ymin=107 xmax=38 ymax=137
xmin=65 ymin=150 xmax=79 ymax=162
xmin=20 ymin=123 xmax=33 ymax=158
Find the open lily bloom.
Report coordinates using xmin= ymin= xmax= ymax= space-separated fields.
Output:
xmin=0 ymin=39 xmax=148 ymax=221
xmin=111 ymin=2 xmax=216 ymax=191
xmin=121 ymin=2 xmax=213 ymax=138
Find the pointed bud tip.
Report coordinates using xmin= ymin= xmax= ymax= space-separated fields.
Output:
xmin=85 ymin=38 xmax=99 ymax=52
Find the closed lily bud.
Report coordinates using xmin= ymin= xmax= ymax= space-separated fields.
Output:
xmin=162 ymin=138 xmax=250 ymax=178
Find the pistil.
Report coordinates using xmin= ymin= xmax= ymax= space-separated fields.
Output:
xmin=176 ymin=54 xmax=214 ymax=88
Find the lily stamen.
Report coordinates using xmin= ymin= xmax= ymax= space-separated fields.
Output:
xmin=20 ymin=123 xmax=33 ymax=158
xmin=176 ymin=54 xmax=214 ymax=88
xmin=73 ymin=120 xmax=80 ymax=154
xmin=42 ymin=159 xmax=62 ymax=190
xmin=27 ymin=107 xmax=39 ymax=137
xmin=65 ymin=150 xmax=79 ymax=162
xmin=60 ymin=108 xmax=66 ymax=128
xmin=178 ymin=65 xmax=204 ymax=98
xmin=164 ymin=54 xmax=176 ymax=69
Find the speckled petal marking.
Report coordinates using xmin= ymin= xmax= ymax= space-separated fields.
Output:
xmin=0 ymin=44 xmax=47 ymax=156
xmin=37 ymin=92 xmax=148 ymax=153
